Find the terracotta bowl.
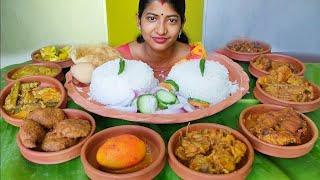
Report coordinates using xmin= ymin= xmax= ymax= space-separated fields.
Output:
xmin=239 ymin=104 xmax=318 ymax=158
xmin=16 ymin=109 xmax=96 ymax=164
xmin=168 ymin=123 xmax=254 ymax=180
xmin=81 ymin=125 xmax=166 ymax=180
xmin=0 ymin=76 xmax=67 ymax=127
xmin=249 ymin=53 xmax=305 ymax=78
xmin=222 ymin=38 xmax=271 ymax=62
xmin=254 ymin=81 xmax=320 ymax=113
xmin=5 ymin=62 xmax=64 ymax=83
xmin=31 ymin=46 xmax=74 ymax=68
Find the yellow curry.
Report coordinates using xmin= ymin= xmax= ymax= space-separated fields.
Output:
xmin=11 ymin=65 xmax=60 ymax=80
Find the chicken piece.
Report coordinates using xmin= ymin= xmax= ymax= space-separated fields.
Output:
xmin=27 ymin=107 xmax=65 ymax=129
xmin=41 ymin=132 xmax=77 ymax=152
xmin=20 ymin=119 xmax=46 ymax=148
xmin=258 ymin=131 xmax=298 ymax=145
xmin=253 ymin=55 xmax=272 ymax=71
xmin=53 ymin=119 xmax=91 ymax=138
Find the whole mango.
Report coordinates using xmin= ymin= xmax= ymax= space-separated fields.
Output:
xmin=96 ymin=134 xmax=147 ymax=169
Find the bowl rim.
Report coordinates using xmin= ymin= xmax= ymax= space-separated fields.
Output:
xmin=0 ymin=76 xmax=67 ymax=127
xmin=5 ymin=62 xmax=63 ymax=82
xmin=239 ymin=104 xmax=318 ymax=150
xmin=167 ymin=123 xmax=254 ymax=178
xmin=255 ymin=81 xmax=320 ymax=105
xmin=225 ymin=38 xmax=271 ymax=55
xmin=249 ymin=53 xmax=305 ymax=76
xmin=80 ymin=125 xmax=166 ymax=178
xmin=16 ymin=109 xmax=96 ymax=158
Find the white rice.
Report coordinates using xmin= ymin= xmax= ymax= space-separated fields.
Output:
xmin=89 ymin=58 xmax=158 ymax=106
xmin=167 ymin=60 xmax=238 ymax=104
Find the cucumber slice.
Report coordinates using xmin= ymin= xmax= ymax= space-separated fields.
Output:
xmin=158 ymin=100 xmax=168 ymax=110
xmin=156 ymin=89 xmax=177 ymax=105
xmin=137 ymin=94 xmax=158 ymax=114
xmin=164 ymin=79 xmax=179 ymax=92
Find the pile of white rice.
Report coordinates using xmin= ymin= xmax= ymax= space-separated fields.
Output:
xmin=167 ymin=60 xmax=238 ymax=104
xmin=89 ymin=58 xmax=158 ymax=106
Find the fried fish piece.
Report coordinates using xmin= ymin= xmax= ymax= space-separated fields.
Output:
xmin=20 ymin=119 xmax=46 ymax=148
xmin=41 ymin=132 xmax=77 ymax=152
xmin=3 ymin=81 xmax=21 ymax=114
xmin=53 ymin=119 xmax=91 ymax=138
xmin=27 ymin=107 xmax=65 ymax=129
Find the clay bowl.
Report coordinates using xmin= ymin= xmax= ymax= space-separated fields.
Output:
xmin=5 ymin=62 xmax=64 ymax=83
xmin=223 ymin=38 xmax=271 ymax=62
xmin=0 ymin=76 xmax=67 ymax=127
xmin=168 ymin=123 xmax=254 ymax=180
xmin=31 ymin=46 xmax=74 ymax=68
xmin=239 ymin=104 xmax=318 ymax=158
xmin=254 ymin=81 xmax=320 ymax=113
xmin=81 ymin=125 xmax=166 ymax=180
xmin=249 ymin=53 xmax=305 ymax=78
xmin=16 ymin=109 xmax=96 ymax=164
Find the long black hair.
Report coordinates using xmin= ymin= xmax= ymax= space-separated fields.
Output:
xmin=136 ymin=0 xmax=189 ymax=44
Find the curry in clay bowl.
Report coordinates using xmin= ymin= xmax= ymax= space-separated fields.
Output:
xmin=80 ymin=125 xmax=166 ymax=180
xmin=168 ymin=123 xmax=254 ymax=180
xmin=31 ymin=45 xmax=74 ymax=68
xmin=249 ymin=53 xmax=305 ymax=78
xmin=219 ymin=38 xmax=271 ymax=62
xmin=253 ymin=66 xmax=320 ymax=113
xmin=239 ymin=104 xmax=318 ymax=158
xmin=16 ymin=108 xmax=96 ymax=164
xmin=5 ymin=62 xmax=64 ymax=83
xmin=0 ymin=76 xmax=67 ymax=127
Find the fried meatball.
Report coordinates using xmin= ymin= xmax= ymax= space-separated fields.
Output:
xmin=20 ymin=119 xmax=46 ymax=148
xmin=53 ymin=119 xmax=91 ymax=138
xmin=27 ymin=107 xmax=65 ymax=129
xmin=41 ymin=132 xmax=77 ymax=152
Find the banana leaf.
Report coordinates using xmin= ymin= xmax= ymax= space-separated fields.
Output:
xmin=1 ymin=61 xmax=319 ymax=180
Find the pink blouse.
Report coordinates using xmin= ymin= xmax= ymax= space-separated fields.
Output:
xmin=117 ymin=43 xmax=204 ymax=81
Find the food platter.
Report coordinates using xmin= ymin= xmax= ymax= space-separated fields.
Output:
xmin=64 ymin=53 xmax=249 ymax=124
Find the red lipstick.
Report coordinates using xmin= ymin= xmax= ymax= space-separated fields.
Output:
xmin=152 ymin=37 xmax=168 ymax=44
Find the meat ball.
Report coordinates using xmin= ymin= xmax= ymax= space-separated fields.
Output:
xmin=27 ymin=107 xmax=65 ymax=129
xmin=53 ymin=119 xmax=91 ymax=138
xmin=41 ymin=132 xmax=77 ymax=152
xmin=20 ymin=119 xmax=46 ymax=148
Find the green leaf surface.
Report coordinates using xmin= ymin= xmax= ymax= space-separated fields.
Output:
xmin=1 ymin=62 xmax=319 ymax=180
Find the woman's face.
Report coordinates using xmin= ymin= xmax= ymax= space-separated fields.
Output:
xmin=139 ymin=1 xmax=182 ymax=51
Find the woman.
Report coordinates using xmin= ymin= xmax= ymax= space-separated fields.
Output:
xmin=117 ymin=0 xmax=205 ymax=81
